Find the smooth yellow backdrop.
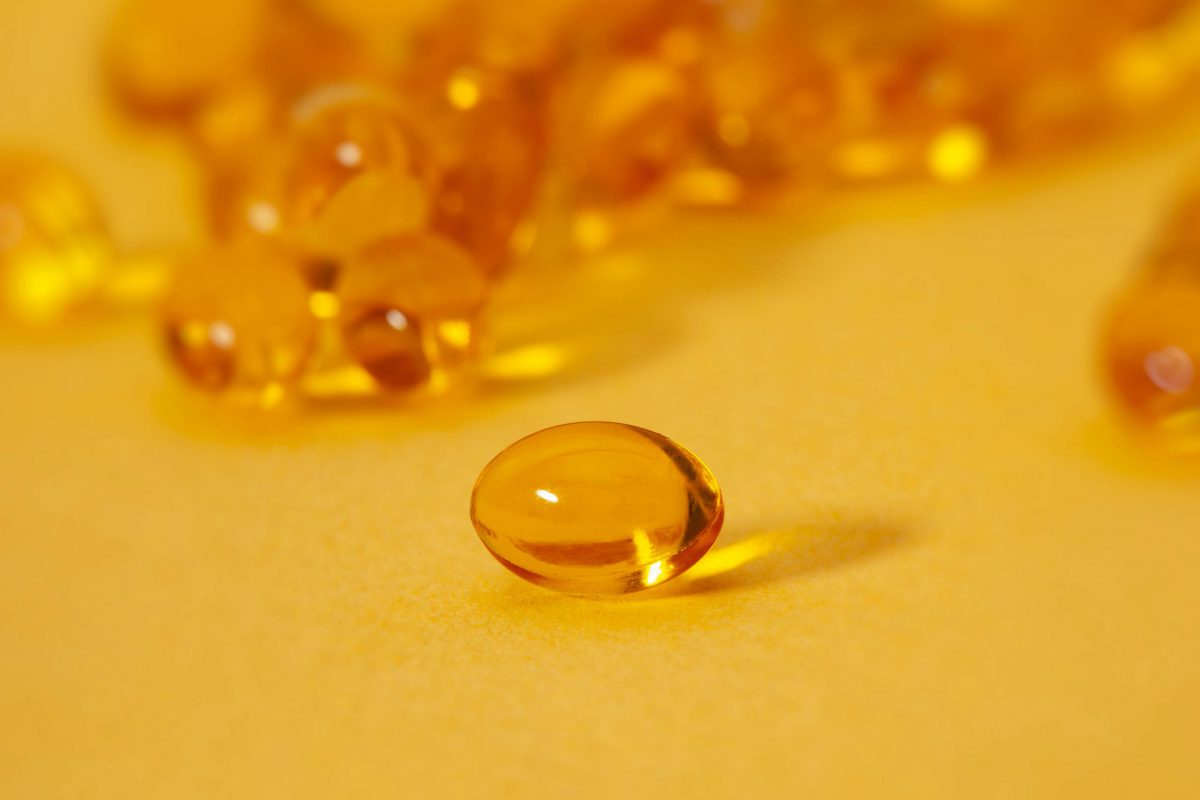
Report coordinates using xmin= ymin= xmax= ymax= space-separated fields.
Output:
xmin=2 ymin=1 xmax=1199 ymax=797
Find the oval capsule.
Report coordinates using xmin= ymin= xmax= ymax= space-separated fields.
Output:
xmin=470 ymin=421 xmax=724 ymax=595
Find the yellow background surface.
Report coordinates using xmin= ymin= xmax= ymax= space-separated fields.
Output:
xmin=3 ymin=1 xmax=1200 ymax=796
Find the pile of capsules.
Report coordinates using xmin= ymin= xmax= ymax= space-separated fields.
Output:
xmin=4 ymin=0 xmax=1200 ymax=409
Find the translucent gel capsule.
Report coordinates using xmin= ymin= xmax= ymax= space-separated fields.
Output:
xmin=1104 ymin=278 xmax=1200 ymax=445
xmin=697 ymin=25 xmax=837 ymax=189
xmin=414 ymin=0 xmax=583 ymax=80
xmin=676 ymin=3 xmax=827 ymax=188
xmin=336 ymin=233 xmax=487 ymax=393
xmin=423 ymin=66 xmax=544 ymax=276
xmin=213 ymin=90 xmax=437 ymax=257
xmin=162 ymin=242 xmax=315 ymax=403
xmin=183 ymin=6 xmax=386 ymax=167
xmin=556 ymin=56 xmax=696 ymax=207
xmin=254 ymin=4 xmax=386 ymax=102
xmin=207 ymin=144 xmax=293 ymax=241
xmin=188 ymin=77 xmax=280 ymax=168
xmin=829 ymin=42 xmax=993 ymax=183
xmin=0 ymin=155 xmax=113 ymax=325
xmin=107 ymin=0 xmax=269 ymax=114
xmin=470 ymin=421 xmax=724 ymax=595
xmin=289 ymin=96 xmax=437 ymax=256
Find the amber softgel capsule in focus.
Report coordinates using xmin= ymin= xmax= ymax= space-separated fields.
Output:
xmin=470 ymin=422 xmax=724 ymax=595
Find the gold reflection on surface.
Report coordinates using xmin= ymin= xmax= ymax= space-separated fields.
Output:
xmin=683 ymin=530 xmax=791 ymax=582
xmin=308 ymin=290 xmax=341 ymax=320
xmin=927 ymin=125 xmax=989 ymax=184
xmin=299 ymin=364 xmax=378 ymax=399
xmin=101 ymin=252 xmax=172 ymax=309
xmin=481 ymin=342 xmax=572 ymax=382
xmin=650 ymin=520 xmax=913 ymax=597
xmin=1152 ymin=407 xmax=1200 ymax=453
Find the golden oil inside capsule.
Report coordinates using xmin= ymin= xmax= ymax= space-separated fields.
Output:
xmin=470 ymin=421 xmax=724 ymax=595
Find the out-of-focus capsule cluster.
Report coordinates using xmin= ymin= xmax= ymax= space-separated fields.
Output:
xmin=112 ymin=1 xmax=537 ymax=402
xmin=7 ymin=0 xmax=1192 ymax=401
xmin=1104 ymin=181 xmax=1200 ymax=450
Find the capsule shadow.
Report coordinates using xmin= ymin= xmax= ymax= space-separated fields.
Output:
xmin=647 ymin=517 xmax=915 ymax=598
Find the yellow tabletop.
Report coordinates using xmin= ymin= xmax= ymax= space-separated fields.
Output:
xmin=3 ymin=1 xmax=1199 ymax=797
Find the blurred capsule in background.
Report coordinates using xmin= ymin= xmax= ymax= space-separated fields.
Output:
xmin=335 ymin=234 xmax=488 ymax=394
xmin=1104 ymin=277 xmax=1200 ymax=448
xmin=187 ymin=78 xmax=281 ymax=169
xmin=286 ymin=91 xmax=437 ymax=258
xmin=413 ymin=0 xmax=583 ymax=81
xmin=162 ymin=242 xmax=315 ymax=405
xmin=1103 ymin=165 xmax=1200 ymax=451
xmin=558 ymin=55 xmax=695 ymax=208
xmin=695 ymin=4 xmax=838 ymax=192
xmin=111 ymin=0 xmax=390 ymax=162
xmin=107 ymin=0 xmax=270 ymax=116
xmin=420 ymin=66 xmax=544 ymax=276
xmin=213 ymin=88 xmax=437 ymax=259
xmin=552 ymin=54 xmax=697 ymax=254
xmin=0 ymin=154 xmax=114 ymax=326
xmin=99 ymin=0 xmax=1200 ymax=408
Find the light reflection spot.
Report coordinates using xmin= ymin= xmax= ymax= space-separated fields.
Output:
xmin=1145 ymin=345 xmax=1194 ymax=394
xmin=927 ymin=124 xmax=988 ymax=183
xmin=385 ymin=309 xmax=409 ymax=331
xmin=447 ymin=71 xmax=482 ymax=110
xmin=336 ymin=141 xmax=364 ymax=169
xmin=209 ymin=321 xmax=236 ymax=350
xmin=246 ymin=202 xmax=280 ymax=234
